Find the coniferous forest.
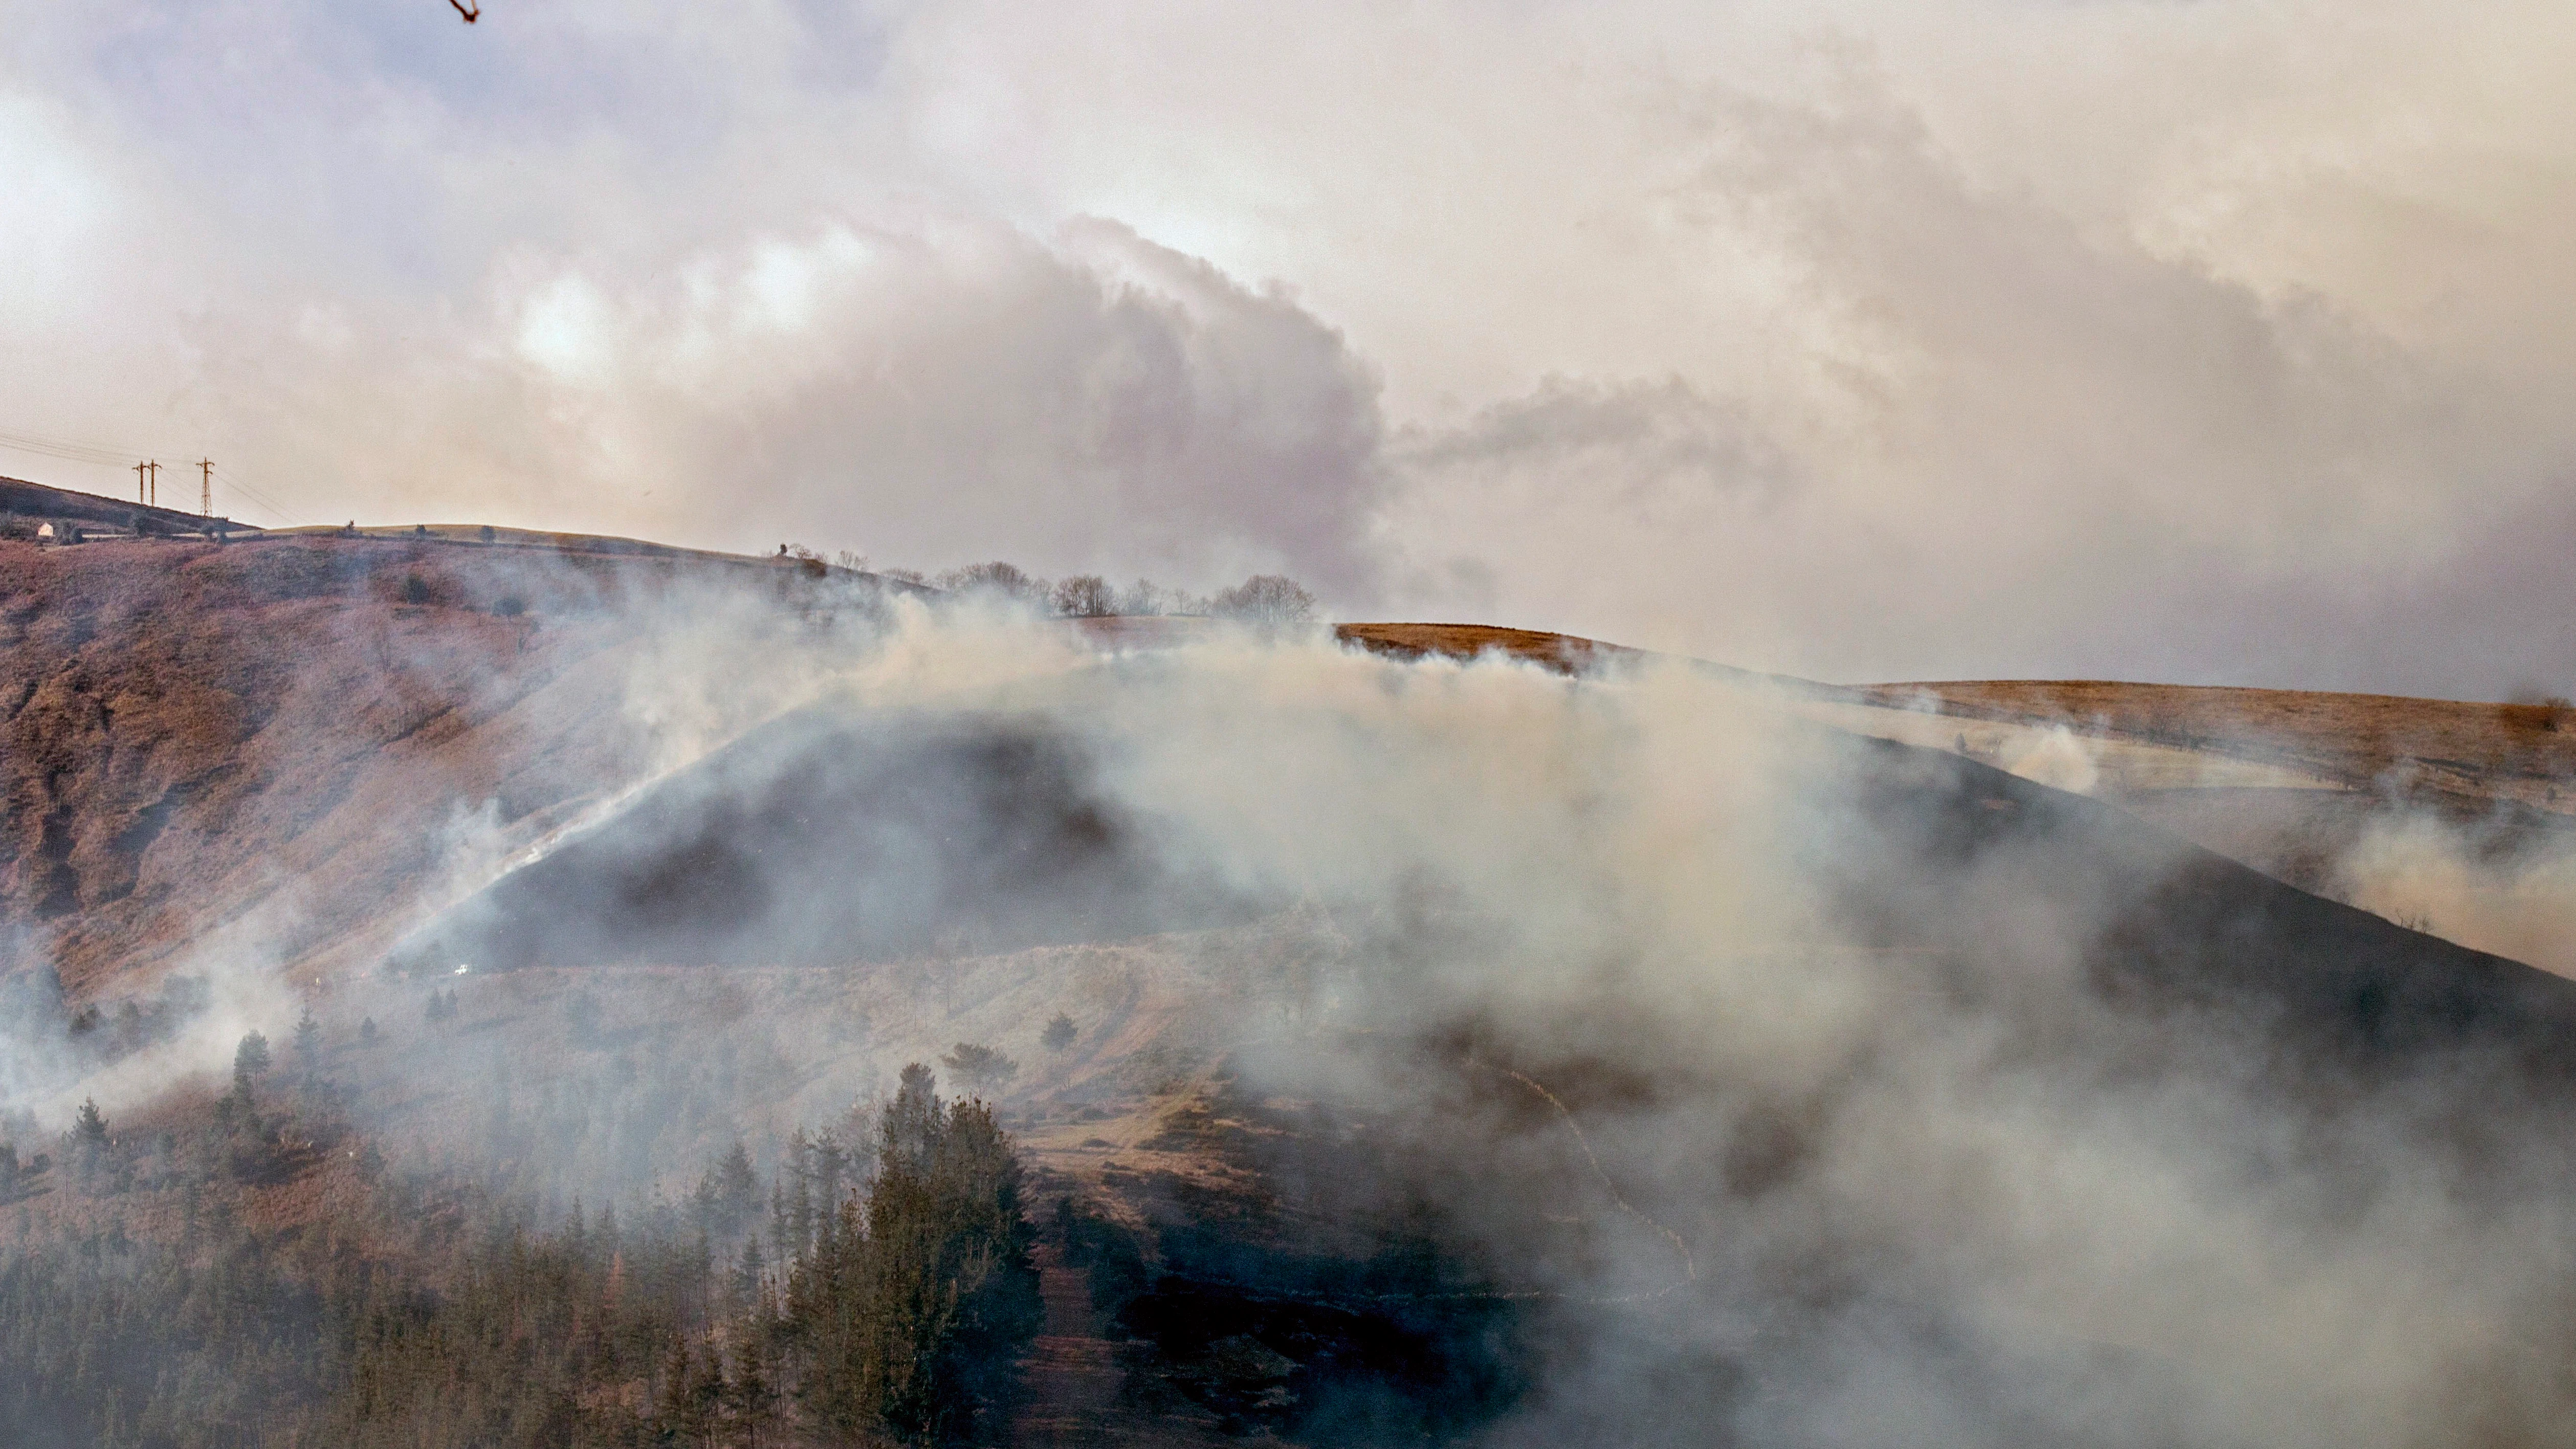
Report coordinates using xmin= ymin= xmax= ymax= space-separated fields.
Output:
xmin=0 ymin=1060 xmax=1038 ymax=1448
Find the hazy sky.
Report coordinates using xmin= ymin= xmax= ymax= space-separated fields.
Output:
xmin=4 ymin=1 xmax=2571 ymax=693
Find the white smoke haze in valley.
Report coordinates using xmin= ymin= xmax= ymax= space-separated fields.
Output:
xmin=7 ymin=1 xmax=2576 ymax=691
xmin=0 ymin=914 xmax=301 ymax=1127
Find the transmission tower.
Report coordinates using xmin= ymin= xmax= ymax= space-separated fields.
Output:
xmin=200 ymin=458 xmax=213 ymax=517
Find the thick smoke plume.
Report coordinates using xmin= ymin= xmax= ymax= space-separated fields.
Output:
xmin=8 ymin=550 xmax=2576 ymax=1441
xmin=54 ymin=585 xmax=2535 ymax=1445
xmin=1019 ymin=638 xmax=2576 ymax=1445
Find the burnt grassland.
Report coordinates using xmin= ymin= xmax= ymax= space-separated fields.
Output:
xmin=14 ymin=558 xmax=2576 ymax=1444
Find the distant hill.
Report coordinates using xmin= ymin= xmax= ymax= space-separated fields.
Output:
xmin=0 ymin=472 xmax=259 ymax=540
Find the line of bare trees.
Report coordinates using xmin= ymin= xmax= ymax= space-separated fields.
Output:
xmin=781 ymin=545 xmax=1318 ymax=624
xmin=912 ymin=561 xmax=1317 ymax=625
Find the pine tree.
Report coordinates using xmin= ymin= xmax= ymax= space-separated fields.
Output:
xmin=232 ymin=1031 xmax=270 ymax=1091
xmin=655 ymin=1338 xmax=695 ymax=1442
xmin=813 ymin=1131 xmax=849 ymax=1227
xmin=785 ymin=1062 xmax=1042 ymax=1443
xmin=785 ymin=1130 xmax=814 ymax=1261
xmin=292 ymin=1007 xmax=322 ymax=1081
xmin=881 ymin=1064 xmax=942 ymax=1176
xmin=718 ymin=1142 xmax=759 ymax=1231
xmin=731 ymin=1343 xmax=782 ymax=1449
xmin=938 ymin=1043 xmax=1018 ymax=1096
xmin=687 ymin=1343 xmax=727 ymax=1446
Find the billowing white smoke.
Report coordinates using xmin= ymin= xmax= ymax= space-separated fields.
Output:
xmin=445 ymin=607 xmax=2570 ymax=1446
xmin=2335 ymin=811 xmax=2576 ymax=980
xmin=844 ymin=619 xmax=2575 ymax=1446
xmin=10 ymin=589 xmax=2570 ymax=1443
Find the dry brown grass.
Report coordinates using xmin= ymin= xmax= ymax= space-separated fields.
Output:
xmin=1332 ymin=621 xmax=1633 ymax=673
xmin=0 ymin=536 xmax=735 ymax=996
xmin=1856 ymin=679 xmax=2576 ymax=811
xmin=1331 ymin=623 xmax=2575 ymax=817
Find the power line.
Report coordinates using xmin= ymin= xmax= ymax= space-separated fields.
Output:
xmin=0 ymin=422 xmax=307 ymax=526
xmin=0 ymin=427 xmax=134 ymax=469
xmin=208 ymin=465 xmax=301 ymax=525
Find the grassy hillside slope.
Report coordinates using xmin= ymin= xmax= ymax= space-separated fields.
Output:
xmin=0 ymin=536 xmax=889 ymax=996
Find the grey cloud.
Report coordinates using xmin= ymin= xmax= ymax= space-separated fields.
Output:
xmin=173 ymin=216 xmax=1388 ymax=596
xmin=1398 ymin=376 xmax=1800 ymax=509
xmin=10 ymin=0 xmax=2576 ymax=691
xmin=1383 ymin=56 xmax=2576 ymax=689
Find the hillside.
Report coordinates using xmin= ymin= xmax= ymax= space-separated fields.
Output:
xmin=1335 ymin=621 xmax=2576 ymax=974
xmin=1853 ymin=678 xmax=2576 ymax=800
xmin=1830 ymin=677 xmax=2576 ymax=972
xmin=13 ymin=545 xmax=2576 ymax=1443
xmin=0 ymin=534 xmax=899 ymax=998
xmin=1337 ymin=622 xmax=2576 ymax=821
xmin=10 ymin=542 xmax=2572 ymax=996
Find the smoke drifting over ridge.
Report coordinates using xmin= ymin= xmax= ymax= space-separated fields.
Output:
xmin=97 ymin=582 xmax=2558 ymax=1445
xmin=942 ymin=631 xmax=2576 ymax=1444
xmin=10 ymin=0 xmax=2576 ymax=693
xmin=1032 ymin=637 xmax=2576 ymax=1444
xmin=4 ymin=535 xmax=2576 ymax=1439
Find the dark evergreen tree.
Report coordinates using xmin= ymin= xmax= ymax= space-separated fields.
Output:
xmin=292 ymin=1007 xmax=322 ymax=1081
xmin=787 ymin=1064 xmax=1041 ymax=1443
xmin=731 ymin=1344 xmax=782 ymax=1448
xmin=233 ymin=1030 xmax=271 ymax=1090
xmin=655 ymin=1337 xmax=696 ymax=1442
xmin=716 ymin=1141 xmax=759 ymax=1234
xmin=687 ymin=1343 xmax=727 ymax=1446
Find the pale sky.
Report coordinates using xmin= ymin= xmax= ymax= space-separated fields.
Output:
xmin=4 ymin=0 xmax=2572 ymax=693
